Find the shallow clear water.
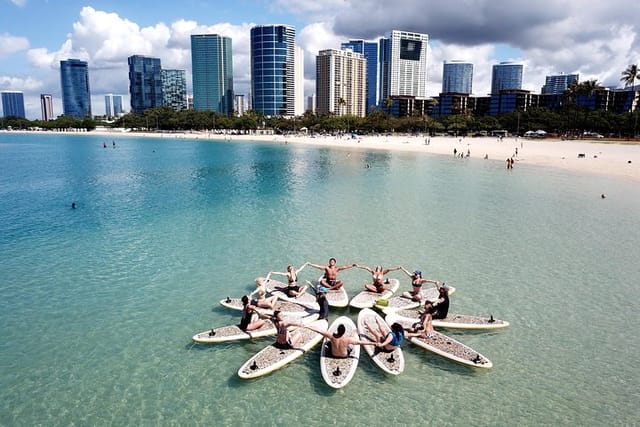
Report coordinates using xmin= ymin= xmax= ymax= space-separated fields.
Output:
xmin=1 ymin=133 xmax=638 ymax=426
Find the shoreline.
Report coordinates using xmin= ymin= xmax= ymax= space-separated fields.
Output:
xmin=4 ymin=129 xmax=639 ymax=181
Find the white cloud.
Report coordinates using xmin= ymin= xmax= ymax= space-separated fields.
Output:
xmin=0 ymin=33 xmax=30 ymax=57
xmin=0 ymin=75 xmax=42 ymax=91
xmin=10 ymin=0 xmax=26 ymax=6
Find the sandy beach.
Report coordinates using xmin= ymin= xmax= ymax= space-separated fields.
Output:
xmin=6 ymin=129 xmax=640 ymax=181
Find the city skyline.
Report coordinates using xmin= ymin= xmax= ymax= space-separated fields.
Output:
xmin=1 ymin=1 xmax=639 ymax=119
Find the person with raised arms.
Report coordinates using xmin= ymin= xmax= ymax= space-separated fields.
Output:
xmin=302 ymin=322 xmax=376 ymax=358
xmin=307 ymin=257 xmax=356 ymax=290
xmin=267 ymin=263 xmax=309 ymax=298
xmin=354 ymin=264 xmax=402 ymax=293
xmin=249 ymin=277 xmax=278 ymax=310
xmin=400 ymin=267 xmax=439 ymax=301
xmin=272 ymin=310 xmax=303 ymax=350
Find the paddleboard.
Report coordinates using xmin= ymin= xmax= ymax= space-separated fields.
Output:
xmin=192 ymin=312 xmax=320 ymax=344
xmin=219 ymin=297 xmax=309 ymax=314
xmin=349 ymin=278 xmax=400 ymax=309
xmin=356 ymin=308 xmax=404 ymax=375
xmin=320 ymin=316 xmax=360 ymax=389
xmin=391 ymin=309 xmax=508 ymax=330
xmin=376 ymin=285 xmax=456 ymax=314
xmin=260 ymin=277 xmax=320 ymax=310
xmin=238 ymin=319 xmax=328 ymax=379
xmin=385 ymin=313 xmax=493 ymax=369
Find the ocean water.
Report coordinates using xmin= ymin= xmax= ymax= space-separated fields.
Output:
xmin=0 ymin=133 xmax=638 ymax=426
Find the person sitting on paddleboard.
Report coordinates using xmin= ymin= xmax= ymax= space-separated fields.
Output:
xmin=250 ymin=278 xmax=278 ymax=310
xmin=354 ymin=264 xmax=402 ymax=293
xmin=316 ymin=286 xmax=330 ymax=320
xmin=400 ymin=267 xmax=439 ymax=301
xmin=272 ymin=311 xmax=303 ymax=350
xmin=431 ymin=283 xmax=450 ymax=320
xmin=405 ymin=300 xmax=436 ymax=339
xmin=267 ymin=263 xmax=309 ymax=298
xmin=364 ymin=317 xmax=405 ymax=352
xmin=307 ymin=258 xmax=356 ymax=290
xmin=303 ymin=323 xmax=376 ymax=358
xmin=239 ymin=295 xmax=268 ymax=332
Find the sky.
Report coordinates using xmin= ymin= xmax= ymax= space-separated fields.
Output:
xmin=1 ymin=0 xmax=639 ymax=119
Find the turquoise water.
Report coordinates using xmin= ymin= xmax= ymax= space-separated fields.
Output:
xmin=0 ymin=133 xmax=638 ymax=426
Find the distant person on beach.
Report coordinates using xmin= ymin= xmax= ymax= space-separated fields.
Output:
xmin=302 ymin=322 xmax=376 ymax=358
xmin=400 ymin=267 xmax=438 ymax=301
xmin=238 ymin=295 xmax=267 ymax=332
xmin=308 ymin=258 xmax=356 ymax=290
xmin=267 ymin=263 xmax=309 ymax=298
xmin=453 ymin=148 xmax=457 ymax=156
xmin=355 ymin=264 xmax=402 ymax=293
xmin=250 ymin=278 xmax=278 ymax=310
xmin=364 ymin=318 xmax=405 ymax=351
xmin=272 ymin=310 xmax=303 ymax=349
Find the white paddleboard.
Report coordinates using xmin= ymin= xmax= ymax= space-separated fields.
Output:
xmin=310 ymin=278 xmax=349 ymax=308
xmin=238 ymin=319 xmax=328 ymax=379
xmin=260 ymin=277 xmax=320 ymax=310
xmin=356 ymin=308 xmax=404 ymax=375
xmin=192 ymin=312 xmax=320 ymax=344
xmin=219 ymin=297 xmax=309 ymax=314
xmin=349 ymin=279 xmax=400 ymax=309
xmin=385 ymin=313 xmax=493 ymax=369
xmin=391 ymin=309 xmax=508 ymax=330
xmin=320 ymin=316 xmax=360 ymax=389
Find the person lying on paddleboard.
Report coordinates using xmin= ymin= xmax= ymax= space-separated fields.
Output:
xmin=250 ymin=278 xmax=278 ymax=310
xmin=354 ymin=264 xmax=402 ymax=293
xmin=272 ymin=311 xmax=303 ymax=350
xmin=239 ymin=295 xmax=269 ymax=332
xmin=364 ymin=318 xmax=405 ymax=352
xmin=267 ymin=263 xmax=309 ymax=298
xmin=307 ymin=257 xmax=356 ymax=290
xmin=405 ymin=300 xmax=436 ymax=339
xmin=303 ymin=323 xmax=376 ymax=358
xmin=400 ymin=267 xmax=439 ymax=301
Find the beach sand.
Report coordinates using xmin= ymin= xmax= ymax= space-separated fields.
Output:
xmin=7 ymin=129 xmax=640 ymax=181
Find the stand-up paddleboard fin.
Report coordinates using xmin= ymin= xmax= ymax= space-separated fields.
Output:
xmin=226 ymin=296 xmax=231 ymax=303
xmin=208 ymin=329 xmax=215 ymax=337
xmin=333 ymin=367 xmax=341 ymax=377
xmin=488 ymin=315 xmax=495 ymax=323
xmin=250 ymin=361 xmax=258 ymax=370
xmin=387 ymin=354 xmax=395 ymax=363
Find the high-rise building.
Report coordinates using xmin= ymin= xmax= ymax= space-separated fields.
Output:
xmin=191 ymin=34 xmax=234 ymax=114
xmin=1 ymin=91 xmax=26 ymax=118
xmin=306 ymin=94 xmax=316 ymax=113
xmin=491 ymin=61 xmax=523 ymax=94
xmin=316 ymin=49 xmax=367 ymax=117
xmin=161 ymin=69 xmax=188 ymax=111
xmin=379 ymin=30 xmax=429 ymax=102
xmin=442 ymin=60 xmax=473 ymax=94
xmin=234 ymin=94 xmax=246 ymax=116
xmin=60 ymin=59 xmax=92 ymax=118
xmin=341 ymin=40 xmax=379 ymax=111
xmin=541 ymin=73 xmax=579 ymax=95
xmin=40 ymin=94 xmax=54 ymax=121
xmin=104 ymin=94 xmax=123 ymax=117
xmin=128 ymin=55 xmax=163 ymax=114
xmin=294 ymin=45 xmax=305 ymax=116
xmin=250 ymin=25 xmax=297 ymax=116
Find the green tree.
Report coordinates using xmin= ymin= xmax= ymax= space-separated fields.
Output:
xmin=621 ymin=64 xmax=639 ymax=89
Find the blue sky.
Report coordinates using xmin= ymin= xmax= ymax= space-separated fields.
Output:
xmin=2 ymin=0 xmax=639 ymax=119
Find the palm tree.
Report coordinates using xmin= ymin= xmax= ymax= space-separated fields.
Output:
xmin=621 ymin=64 xmax=639 ymax=89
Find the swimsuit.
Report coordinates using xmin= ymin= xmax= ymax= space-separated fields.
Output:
xmin=239 ymin=308 xmax=252 ymax=331
xmin=274 ymin=324 xmax=292 ymax=349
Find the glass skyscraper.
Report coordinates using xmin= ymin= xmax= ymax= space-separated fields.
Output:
xmin=161 ymin=69 xmax=188 ymax=111
xmin=250 ymin=25 xmax=296 ymax=116
xmin=1 ymin=91 xmax=26 ymax=118
xmin=491 ymin=61 xmax=523 ymax=94
xmin=341 ymin=40 xmax=379 ymax=112
xmin=190 ymin=34 xmax=233 ymax=114
xmin=442 ymin=60 xmax=473 ymax=94
xmin=128 ymin=55 xmax=163 ymax=114
xmin=60 ymin=59 xmax=91 ymax=118
xmin=541 ymin=73 xmax=579 ymax=94
xmin=104 ymin=94 xmax=123 ymax=117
